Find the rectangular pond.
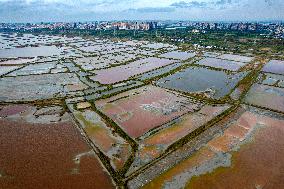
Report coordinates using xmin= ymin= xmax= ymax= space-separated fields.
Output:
xmin=95 ymin=85 xmax=202 ymax=138
xmin=90 ymin=57 xmax=176 ymax=84
xmin=0 ymin=46 xmax=61 ymax=58
xmin=196 ymin=57 xmax=247 ymax=71
xmin=217 ymin=54 xmax=254 ymax=63
xmin=159 ymin=51 xmax=196 ymax=60
xmin=156 ymin=66 xmax=247 ymax=100
xmin=262 ymin=60 xmax=284 ymax=75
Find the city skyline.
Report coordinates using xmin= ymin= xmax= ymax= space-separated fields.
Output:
xmin=0 ymin=0 xmax=284 ymax=23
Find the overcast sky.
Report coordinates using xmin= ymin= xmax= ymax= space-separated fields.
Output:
xmin=0 ymin=0 xmax=284 ymax=23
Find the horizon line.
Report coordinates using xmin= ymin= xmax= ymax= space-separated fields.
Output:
xmin=1 ymin=19 xmax=284 ymax=24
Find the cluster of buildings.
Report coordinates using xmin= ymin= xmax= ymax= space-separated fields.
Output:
xmin=112 ymin=22 xmax=158 ymax=30
xmin=0 ymin=21 xmax=283 ymax=38
xmin=165 ymin=21 xmax=284 ymax=38
xmin=166 ymin=21 xmax=284 ymax=33
xmin=0 ymin=21 xmax=158 ymax=31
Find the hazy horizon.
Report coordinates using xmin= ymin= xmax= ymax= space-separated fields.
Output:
xmin=0 ymin=0 xmax=284 ymax=23
xmin=2 ymin=19 xmax=284 ymax=24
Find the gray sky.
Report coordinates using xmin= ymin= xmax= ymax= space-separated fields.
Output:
xmin=0 ymin=0 xmax=284 ymax=23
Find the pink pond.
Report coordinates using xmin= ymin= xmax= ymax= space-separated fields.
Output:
xmin=95 ymin=85 xmax=201 ymax=138
xmin=245 ymin=84 xmax=284 ymax=113
xmin=0 ymin=105 xmax=115 ymax=189
xmin=90 ymin=57 xmax=176 ymax=84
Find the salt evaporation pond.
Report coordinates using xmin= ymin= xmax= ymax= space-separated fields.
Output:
xmin=156 ymin=66 xmax=247 ymax=99
xmin=0 ymin=45 xmax=61 ymax=58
